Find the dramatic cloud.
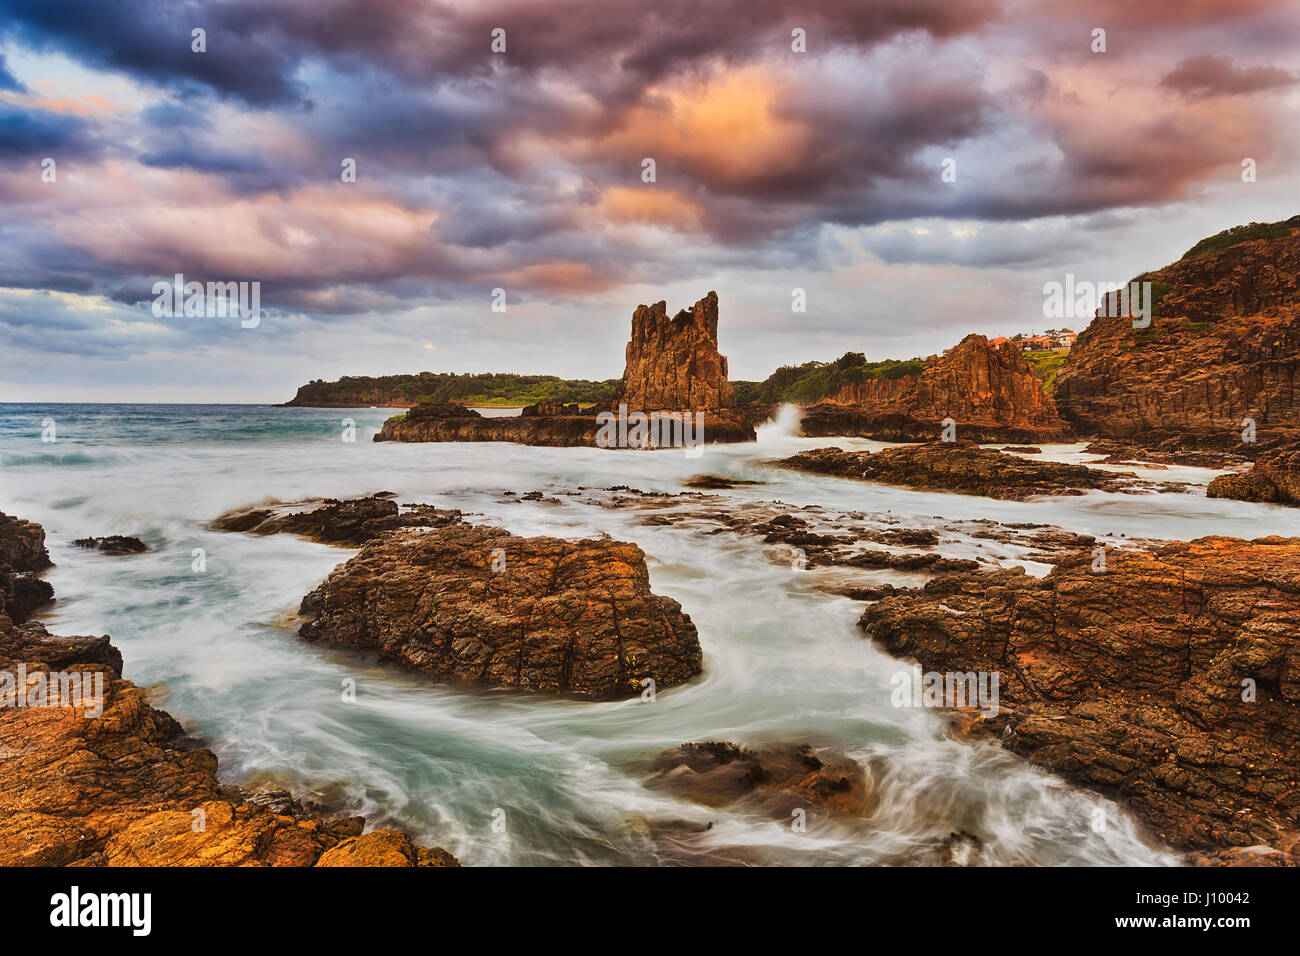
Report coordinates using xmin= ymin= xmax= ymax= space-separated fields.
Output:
xmin=1160 ymin=55 xmax=1299 ymax=99
xmin=0 ymin=0 xmax=1296 ymax=399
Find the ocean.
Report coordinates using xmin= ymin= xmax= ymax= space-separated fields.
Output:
xmin=2 ymin=402 xmax=1282 ymax=865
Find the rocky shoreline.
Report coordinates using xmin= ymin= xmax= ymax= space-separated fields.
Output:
xmin=0 ymin=511 xmax=460 ymax=867
xmin=9 ymin=466 xmax=1300 ymax=865
xmin=860 ymin=538 xmax=1300 ymax=865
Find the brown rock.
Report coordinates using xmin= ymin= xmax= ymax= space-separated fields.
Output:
xmin=298 ymin=524 xmax=703 ymax=700
xmin=800 ymin=335 xmax=1070 ymax=442
xmin=0 ymin=512 xmax=52 ymax=572
xmin=73 ymin=535 xmax=148 ymax=555
xmin=375 ymin=407 xmax=755 ymax=446
xmin=1055 ymin=217 xmax=1300 ymax=447
xmin=621 ymin=291 xmax=735 ymax=411
xmin=858 ymin=536 xmax=1300 ymax=860
xmin=773 ymin=442 xmax=1153 ymax=500
xmin=314 ymin=830 xmax=460 ymax=867
xmin=211 ymin=494 xmax=463 ymax=545
xmin=647 ymin=741 xmax=875 ymax=818
xmin=0 ymin=511 xmax=53 ymax=623
xmin=1208 ymin=448 xmax=1300 ymax=505
xmin=0 ymin=611 xmax=459 ymax=867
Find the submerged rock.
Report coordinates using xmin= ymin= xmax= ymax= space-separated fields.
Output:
xmin=212 ymin=494 xmax=463 ymax=545
xmin=859 ymin=536 xmax=1300 ymax=861
xmin=647 ymin=741 xmax=875 ymax=818
xmin=298 ymin=523 xmax=703 ymax=700
xmin=73 ymin=535 xmax=148 ymax=555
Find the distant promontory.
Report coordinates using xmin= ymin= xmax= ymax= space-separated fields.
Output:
xmin=277 ymin=372 xmax=620 ymax=408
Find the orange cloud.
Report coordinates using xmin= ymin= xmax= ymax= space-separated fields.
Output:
xmin=596 ymin=186 xmax=703 ymax=229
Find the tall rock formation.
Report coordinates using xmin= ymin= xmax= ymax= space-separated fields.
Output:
xmin=800 ymin=335 xmax=1070 ymax=442
xmin=621 ymin=291 xmax=736 ymax=411
xmin=1054 ymin=217 xmax=1300 ymax=448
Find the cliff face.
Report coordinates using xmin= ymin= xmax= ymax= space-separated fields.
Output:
xmin=0 ymin=511 xmax=53 ymax=623
xmin=621 ymin=291 xmax=735 ymax=411
xmin=859 ymin=536 xmax=1300 ymax=860
xmin=801 ymin=335 xmax=1070 ymax=442
xmin=1054 ymin=218 xmax=1300 ymax=447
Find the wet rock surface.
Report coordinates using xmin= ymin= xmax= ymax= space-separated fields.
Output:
xmin=1208 ymin=447 xmax=1300 ymax=506
xmin=773 ymin=442 xmax=1187 ymax=499
xmin=0 ymin=510 xmax=53 ymax=623
xmin=73 ymin=535 xmax=149 ymax=555
xmin=212 ymin=493 xmax=463 ymax=545
xmin=648 ymin=741 xmax=875 ymax=818
xmin=858 ymin=536 xmax=1300 ymax=862
xmin=375 ymin=407 xmax=755 ymax=446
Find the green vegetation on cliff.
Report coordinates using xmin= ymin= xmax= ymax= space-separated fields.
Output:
xmin=1023 ymin=349 xmax=1068 ymax=394
xmin=1180 ymin=215 xmax=1300 ymax=261
xmin=285 ymin=372 xmax=620 ymax=407
xmin=732 ymin=352 xmax=924 ymax=404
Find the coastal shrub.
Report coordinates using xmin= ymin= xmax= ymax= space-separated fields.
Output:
xmin=732 ymin=353 xmax=924 ymax=404
xmin=1180 ymin=216 xmax=1300 ymax=261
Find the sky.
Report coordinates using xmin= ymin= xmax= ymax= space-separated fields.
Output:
xmin=1 ymin=0 xmax=1298 ymax=402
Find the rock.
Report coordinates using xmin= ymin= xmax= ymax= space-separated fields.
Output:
xmin=314 ymin=830 xmax=460 ymax=867
xmin=773 ymin=443 xmax=1156 ymax=500
xmin=799 ymin=335 xmax=1070 ymax=443
xmin=858 ymin=536 xmax=1300 ymax=860
xmin=1055 ymin=217 xmax=1300 ymax=448
xmin=375 ymin=407 xmax=755 ymax=446
xmin=1000 ymin=446 xmax=1042 ymax=454
xmin=298 ymin=524 xmax=703 ymax=700
xmin=1082 ymin=439 xmax=1247 ymax=469
xmin=521 ymin=401 xmax=579 ymax=416
xmin=1208 ymin=448 xmax=1300 ymax=505
xmin=0 ymin=511 xmax=53 ymax=623
xmin=0 ymin=512 xmax=52 ymax=572
xmin=73 ymin=535 xmax=148 ymax=555
xmin=683 ymin=475 xmax=763 ymax=489
xmin=647 ymin=741 xmax=875 ymax=818
xmin=621 ymin=291 xmax=735 ymax=411
xmin=376 ymin=292 xmax=755 ymax=446
xmin=404 ymin=402 xmax=482 ymax=421
xmin=0 ymin=610 xmax=459 ymax=867
xmin=212 ymin=495 xmax=463 ymax=545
